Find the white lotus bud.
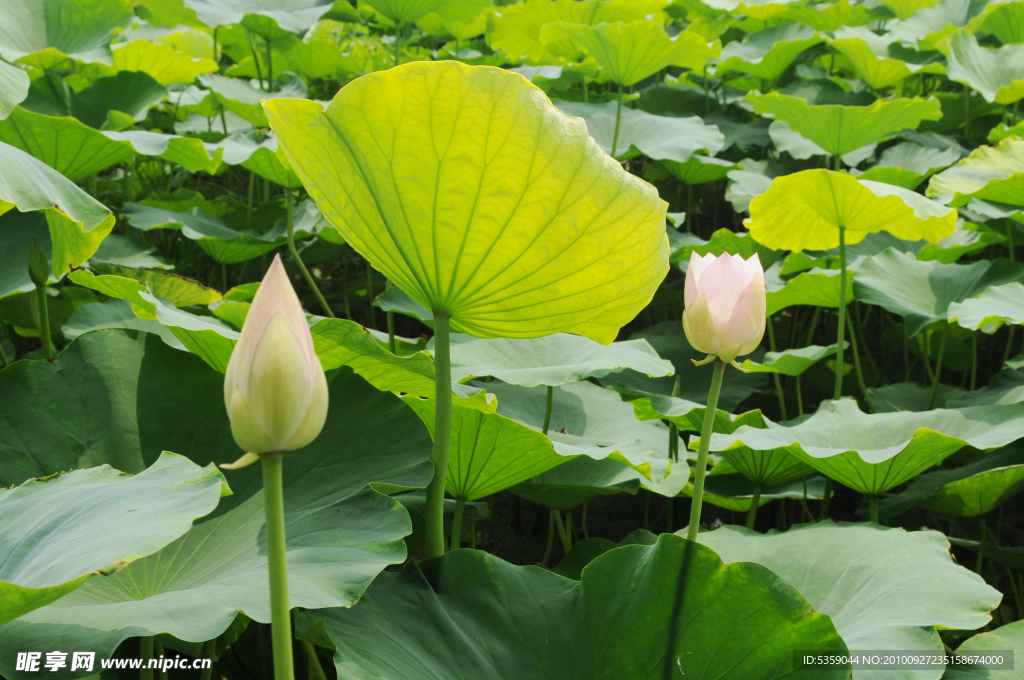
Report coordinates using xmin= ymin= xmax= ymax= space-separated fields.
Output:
xmin=682 ymin=251 xmax=766 ymax=365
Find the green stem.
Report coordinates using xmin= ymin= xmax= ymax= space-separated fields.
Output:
xmin=35 ymin=283 xmax=51 ymax=360
xmin=834 ymin=225 xmax=847 ymax=401
xmin=155 ymin=640 xmax=168 ymax=680
xmin=976 ymin=519 xmax=987 ymax=575
xmin=542 ymin=385 xmax=553 ymax=435
xmin=766 ymin=317 xmax=788 ymax=420
xmin=553 ymin=509 xmax=571 ymax=554
xmin=1003 ymin=325 xmax=1016 ymax=366
xmin=582 ymin=500 xmax=590 ymax=539
xmin=262 ymin=453 xmax=295 ymax=680
xmin=669 ymin=374 xmax=681 ymax=461
xmin=796 ymin=376 xmax=804 ymax=422
xmin=686 ymin=359 xmax=725 ymax=541
xmin=394 ymin=23 xmax=402 ymax=68
xmin=140 ymin=636 xmax=154 ymax=680
xmin=666 ymin=496 xmax=674 ymax=533
xmin=301 ymin=641 xmax=327 ymax=680
xmin=198 ymin=639 xmax=216 ymax=680
xmin=246 ymin=171 xmax=254 ymax=231
xmin=451 ymin=497 xmax=465 ymax=551
xmin=246 ymin=30 xmax=264 ymax=89
xmin=542 ymin=510 xmax=555 ymax=566
xmin=869 ymin=496 xmax=879 ymax=524
xmin=365 ymin=261 xmax=376 ymax=330
xmin=425 ymin=313 xmax=453 ymax=559
xmin=746 ymin=482 xmax=762 ymax=530
xmin=800 ymin=476 xmax=812 ymax=521
xmin=265 ymin=37 xmax=274 ymax=90
xmin=845 ymin=314 xmax=875 ymax=412
xmin=285 ymin=191 xmax=333 ymax=318
xmin=927 ymin=324 xmax=949 ymax=410
xmin=820 ymin=479 xmax=833 ymax=520
xmin=610 ymin=83 xmax=624 ymax=157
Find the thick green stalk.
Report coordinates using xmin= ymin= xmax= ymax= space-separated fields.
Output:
xmin=140 ymin=636 xmax=154 ymax=680
xmin=451 ymin=497 xmax=466 ymax=550
xmin=542 ymin=385 xmax=554 ymax=435
xmin=820 ymin=479 xmax=833 ymax=520
xmin=796 ymin=376 xmax=804 ymax=422
xmin=246 ymin=30 xmax=264 ymax=89
xmin=265 ymin=37 xmax=274 ymax=89
xmin=746 ymin=482 xmax=762 ymax=530
xmin=542 ymin=510 xmax=555 ymax=566
xmin=927 ymin=324 xmax=949 ymax=410
xmin=262 ymin=453 xmax=295 ymax=680
xmin=610 ymin=83 xmax=624 ymax=157
xmin=845 ymin=315 xmax=875 ymax=412
xmin=285 ymin=191 xmax=334 ymax=318
xmin=581 ymin=501 xmax=589 ymax=538
xmin=669 ymin=374 xmax=681 ymax=461
xmin=155 ymin=640 xmax=168 ymax=680
xmin=834 ymin=225 xmax=848 ymax=401
xmin=425 ymin=313 xmax=453 ymax=559
xmin=301 ymin=641 xmax=327 ymax=680
xmin=35 ymin=283 xmax=51 ymax=360
xmin=766 ymin=317 xmax=788 ymax=420
xmin=553 ymin=510 xmax=571 ymax=553
xmin=197 ymin=639 xmax=215 ymax=680
xmin=686 ymin=359 xmax=725 ymax=541
xmin=869 ymin=496 xmax=879 ymax=524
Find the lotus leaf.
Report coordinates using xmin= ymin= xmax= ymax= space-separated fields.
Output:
xmin=704 ymin=398 xmax=1024 ymax=494
xmin=698 ymin=522 xmax=1003 ymax=673
xmin=0 ymin=452 xmax=228 ymax=626
xmin=714 ymin=23 xmax=821 ymax=82
xmin=183 ymin=0 xmax=342 ymax=35
xmin=943 ymin=620 xmax=1024 ymax=680
xmin=0 ymin=60 xmax=29 ymax=121
xmin=740 ymin=343 xmax=845 ymax=375
xmin=927 ymin=138 xmax=1024 ymax=207
xmin=111 ymin=38 xmax=218 ymax=85
xmin=0 ymin=0 xmax=133 ymax=66
xmin=295 ymin=534 xmax=850 ymax=680
xmin=266 ymin=62 xmax=669 ymax=343
xmin=748 ymin=169 xmax=958 ymax=251
xmin=948 ymin=31 xmax=1024 ymax=105
xmin=747 ymin=91 xmax=942 ymax=157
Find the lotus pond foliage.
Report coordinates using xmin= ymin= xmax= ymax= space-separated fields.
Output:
xmin=0 ymin=0 xmax=1023 ymax=678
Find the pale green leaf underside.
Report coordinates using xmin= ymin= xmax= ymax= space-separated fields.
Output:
xmin=0 ymin=452 xmax=227 ymax=626
xmin=947 ymin=31 xmax=1024 ymax=105
xmin=266 ymin=62 xmax=669 ymax=344
xmin=927 ymin=138 xmax=1024 ymax=207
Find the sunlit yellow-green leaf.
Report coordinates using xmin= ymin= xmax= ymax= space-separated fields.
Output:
xmin=747 ymin=91 xmax=942 ymax=157
xmin=947 ymin=31 xmax=1024 ymax=105
xmin=968 ymin=1 xmax=1024 ymax=44
xmin=927 ymin=137 xmax=1024 ymax=207
xmin=361 ymin=0 xmax=447 ymax=24
xmin=748 ymin=169 xmax=957 ymax=251
xmin=829 ymin=27 xmax=945 ymax=90
xmin=266 ymin=62 xmax=668 ymax=343
xmin=111 ymin=39 xmax=217 ymax=85
xmin=539 ymin=22 xmax=718 ymax=86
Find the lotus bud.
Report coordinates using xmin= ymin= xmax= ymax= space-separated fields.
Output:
xmin=682 ymin=251 xmax=766 ymax=368
xmin=223 ymin=254 xmax=328 ymax=456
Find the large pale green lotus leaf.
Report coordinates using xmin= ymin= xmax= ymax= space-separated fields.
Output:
xmin=704 ymin=399 xmax=1024 ymax=495
xmin=483 ymin=379 xmax=671 ymax=482
xmin=697 ymin=522 xmax=1002 ymax=676
xmin=122 ymin=203 xmax=289 ymax=264
xmin=101 ymin=129 xmax=223 ymax=174
xmin=539 ymin=22 xmax=716 ymax=86
xmin=949 ymin=282 xmax=1024 ymax=331
xmin=111 ymin=38 xmax=217 ymax=86
xmin=968 ymin=0 xmax=1024 ymax=44
xmin=487 ymin=0 xmax=648 ymax=63
xmin=714 ymin=22 xmax=821 ymax=81
xmin=764 ymin=264 xmax=855 ymax=316
xmin=266 ymin=62 xmax=669 ymax=344
xmin=359 ymin=0 xmax=447 ymax=24
xmin=830 ymin=26 xmax=945 ymax=90
xmin=70 ymin=266 xmax=222 ymax=308
xmin=239 ymin=144 xmax=301 ymax=188
xmin=0 ymin=333 xmax=435 ymax=678
xmin=63 ymin=71 xmax=168 ymax=129
xmin=404 ymin=396 xmax=563 ymax=501
xmin=661 ymin=154 xmax=738 ymax=185
xmin=0 ymin=0 xmax=133 ymax=65
xmin=880 ymin=0 xmax=939 ymax=20
xmin=747 ymin=91 xmax=942 ymax=157
xmin=768 ymin=120 xmax=876 ymax=166
xmin=886 ymin=0 xmax=983 ymax=45
xmin=62 ymin=298 xmax=184 ymax=349
xmin=608 ymin=321 xmax=767 ymax=412
xmin=296 ymin=534 xmax=849 ymax=680
xmin=416 ymin=0 xmax=491 ymax=41
xmin=947 ymin=31 xmax=1024 ymax=105
xmin=0 ymin=107 xmax=133 ymax=181
xmin=725 ymin=167 xmax=773 ymax=213
xmin=719 ymin=447 xmax=815 ymax=487
xmin=875 ymin=446 xmax=1024 ymax=518
xmin=683 ymin=474 xmax=826 ymax=512
xmin=440 ymin=332 xmax=673 ymax=387
xmin=198 ymin=72 xmax=307 ymax=127
xmin=944 ymin=620 xmax=1024 ymax=680
xmin=869 ymin=381 xmax=967 ymax=413
xmin=781 ymin=3 xmax=887 ymax=33
xmin=740 ymin=343 xmax=845 ymax=376
xmin=857 ymin=141 xmax=961 ymax=190
xmin=669 ymin=227 xmax=780 ymax=267
xmin=0 ymin=141 xmax=115 ymax=276
xmin=556 ymin=100 xmax=724 ymax=162
xmin=88 ymin=233 xmax=172 ymax=270
xmin=0 ymin=60 xmax=29 ymax=121
xmin=0 ymin=452 xmax=228 ymax=627
xmin=927 ymin=138 xmax=1024 ymax=207
xmin=702 ymin=0 xmax=800 ymax=20
xmin=182 ymin=0 xmax=340 ymax=34
xmin=748 ymin=169 xmax=958 ymax=251
xmin=853 ymin=248 xmax=1024 ymax=336
xmin=948 ymin=366 xmax=1024 ymax=407
xmin=617 ymin=381 xmax=768 ymax=436
xmin=510 ymin=456 xmax=643 ymax=512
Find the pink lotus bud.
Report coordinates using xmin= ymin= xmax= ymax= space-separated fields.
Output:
xmin=682 ymin=251 xmax=766 ymax=365
xmin=223 ymin=254 xmax=328 ymax=455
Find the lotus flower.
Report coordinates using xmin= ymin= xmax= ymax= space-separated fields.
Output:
xmin=223 ymin=254 xmax=328 ymax=456
xmin=682 ymin=252 xmax=766 ymax=366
